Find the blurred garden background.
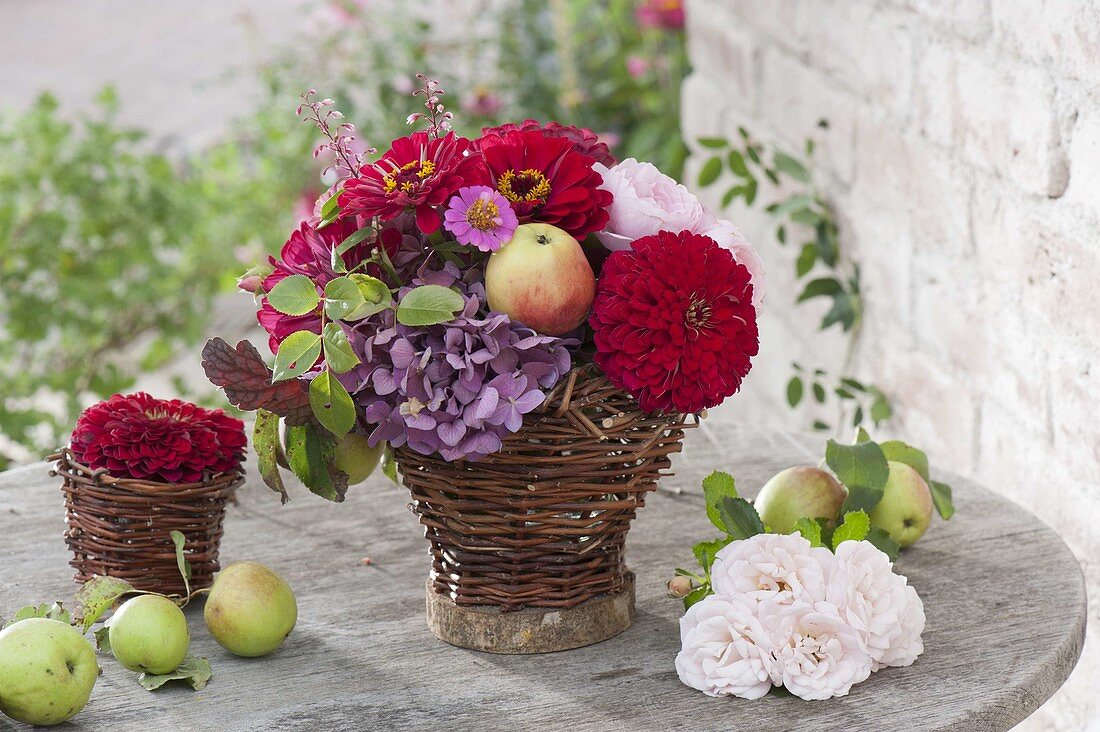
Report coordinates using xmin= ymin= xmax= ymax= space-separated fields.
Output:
xmin=0 ymin=0 xmax=687 ymax=469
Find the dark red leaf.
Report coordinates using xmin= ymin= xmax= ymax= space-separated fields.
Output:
xmin=201 ymin=338 xmax=313 ymax=425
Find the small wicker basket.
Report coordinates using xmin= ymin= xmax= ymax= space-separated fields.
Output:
xmin=396 ymin=364 xmax=691 ymax=649
xmin=50 ymin=448 xmax=243 ymax=595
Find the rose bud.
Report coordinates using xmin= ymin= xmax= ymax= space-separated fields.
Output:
xmin=667 ymin=576 xmax=693 ymax=598
xmin=237 ymin=274 xmax=264 ymax=294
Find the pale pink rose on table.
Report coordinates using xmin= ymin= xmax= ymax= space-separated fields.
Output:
xmin=593 ymin=158 xmax=709 ymax=251
xmin=760 ymin=600 xmax=873 ymax=700
xmin=826 ymin=540 xmax=926 ymax=671
xmin=710 ymin=533 xmax=833 ymax=606
xmin=675 ymin=595 xmax=774 ymax=699
xmin=699 ymin=216 xmax=767 ymax=307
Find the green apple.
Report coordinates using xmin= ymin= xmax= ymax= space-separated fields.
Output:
xmin=0 ymin=618 xmax=98 ymax=726
xmin=485 ymin=223 xmax=596 ymax=335
xmin=204 ymin=561 xmax=297 ymax=658
xmin=108 ymin=594 xmax=190 ymax=674
xmin=334 ymin=432 xmax=383 ymax=485
xmin=869 ymin=461 xmax=935 ymax=547
xmin=753 ymin=466 xmax=848 ymax=534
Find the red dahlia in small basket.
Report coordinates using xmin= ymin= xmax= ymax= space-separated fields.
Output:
xmin=70 ymin=393 xmax=246 ymax=483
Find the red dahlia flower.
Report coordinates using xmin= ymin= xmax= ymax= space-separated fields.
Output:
xmin=478 ymin=129 xmax=613 ymax=239
xmin=481 ymin=119 xmax=616 ymax=166
xmin=338 ymin=131 xmax=487 ymax=234
xmin=70 ymin=393 xmax=246 ymax=483
xmin=590 ymin=230 xmax=759 ymax=414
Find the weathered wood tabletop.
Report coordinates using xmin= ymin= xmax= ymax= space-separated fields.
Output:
xmin=0 ymin=424 xmax=1086 ymax=732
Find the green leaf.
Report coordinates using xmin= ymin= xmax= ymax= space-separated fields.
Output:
xmin=683 ymin=585 xmax=710 ymax=610
xmin=93 ymin=626 xmax=111 ymax=653
xmin=139 ymin=655 xmax=211 ymax=691
xmin=827 ymin=438 xmax=889 ymax=489
xmin=267 ymin=274 xmax=320 ymax=317
xmin=323 ymin=277 xmax=366 ymax=321
xmin=791 ymin=517 xmax=824 ymax=547
xmin=285 ymin=423 xmax=348 ymax=502
xmin=309 ymin=370 xmax=356 ymax=436
xmin=813 ymin=420 xmax=830 ymax=431
xmin=855 ymin=427 xmax=872 ymax=443
xmin=744 ymin=178 xmax=758 ymax=205
xmin=692 ymin=537 xmax=731 ymax=573
xmin=272 ymin=331 xmax=322 ymax=383
xmin=697 ymin=156 xmax=722 ymax=186
xmin=721 ymin=186 xmax=740 ymax=208
xmin=253 ymin=409 xmax=289 ymax=503
xmin=796 ymin=243 xmax=817 ymax=277
xmin=169 ymin=531 xmax=191 ymax=598
xmin=870 ymin=393 xmax=893 ymax=424
xmin=816 ymin=222 xmax=839 ymax=267
xmin=797 ymin=277 xmax=842 ymax=303
xmin=773 ymin=151 xmax=810 ymax=182
xmin=821 ymin=292 xmax=857 ymax=331
xmin=717 ymin=496 xmax=765 ymax=541
xmin=702 ymin=471 xmax=738 ymax=531
xmin=930 ymin=480 xmax=956 ymax=519
xmin=769 ymin=194 xmax=815 ymax=218
xmin=813 ymin=382 xmax=826 ymax=403
xmin=777 ymin=225 xmax=787 ymax=245
xmin=841 ymin=378 xmax=867 ymax=392
xmin=747 ymin=145 xmax=761 ymax=164
xmin=347 ymin=274 xmax=392 ymax=319
xmin=727 ymin=150 xmax=750 ymax=178
xmin=73 ymin=576 xmax=136 ymax=632
xmin=319 ymin=192 xmax=341 ymax=222
xmin=880 ymin=440 xmax=930 ymax=481
xmin=322 ymin=323 xmax=360 ymax=374
xmin=831 ymin=510 xmax=871 ymax=549
xmin=786 ymin=376 xmax=803 ymax=407
xmin=867 ymin=527 xmax=900 ymax=561
xmin=335 ymin=225 xmax=374 ymax=257
xmin=2 ymin=602 xmax=72 ymax=629
xmin=396 ymin=285 xmax=465 ymax=326
xmin=697 ymin=136 xmax=728 ymax=149
xmin=380 ymin=443 xmax=399 ymax=484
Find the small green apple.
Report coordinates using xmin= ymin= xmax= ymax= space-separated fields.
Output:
xmin=0 ymin=618 xmax=98 ymax=726
xmin=753 ymin=466 xmax=848 ymax=534
xmin=108 ymin=594 xmax=190 ymax=674
xmin=485 ymin=223 xmax=596 ymax=335
xmin=869 ymin=460 xmax=934 ymax=547
xmin=334 ymin=432 xmax=383 ymax=485
xmin=204 ymin=561 xmax=297 ymax=658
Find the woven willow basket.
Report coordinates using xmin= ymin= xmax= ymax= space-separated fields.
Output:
xmin=396 ymin=364 xmax=691 ymax=619
xmin=50 ymin=448 xmax=243 ymax=595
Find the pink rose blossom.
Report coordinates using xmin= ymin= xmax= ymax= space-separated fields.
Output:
xmin=593 ymin=158 xmax=709 ymax=251
xmin=710 ymin=533 xmax=834 ymax=606
xmin=675 ymin=595 xmax=774 ymax=699
xmin=699 ymin=216 xmax=766 ymax=306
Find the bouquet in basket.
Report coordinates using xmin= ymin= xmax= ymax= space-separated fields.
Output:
xmin=202 ymin=77 xmax=765 ymax=501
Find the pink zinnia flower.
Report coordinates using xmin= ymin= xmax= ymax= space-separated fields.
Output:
xmin=443 ymin=185 xmax=518 ymax=252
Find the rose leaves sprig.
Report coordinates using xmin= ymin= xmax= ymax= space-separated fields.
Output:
xmin=695 ymin=127 xmax=893 ymax=434
xmin=672 ymin=432 xmax=955 ymax=609
xmin=248 ymin=274 xmax=464 ymax=502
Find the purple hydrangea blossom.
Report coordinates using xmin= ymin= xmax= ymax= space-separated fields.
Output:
xmin=339 ymin=261 xmax=575 ymax=461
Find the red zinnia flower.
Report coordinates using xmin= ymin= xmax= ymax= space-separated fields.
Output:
xmin=257 ymin=217 xmax=397 ymax=354
xmin=481 ymin=119 xmax=616 ymax=166
xmin=70 ymin=393 xmax=246 ymax=483
xmin=338 ymin=131 xmax=487 ymax=234
xmin=478 ymin=129 xmax=613 ymax=239
xmin=590 ymin=230 xmax=758 ymax=414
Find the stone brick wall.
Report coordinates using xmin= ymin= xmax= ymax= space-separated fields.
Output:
xmin=683 ymin=2 xmax=1099 ymax=729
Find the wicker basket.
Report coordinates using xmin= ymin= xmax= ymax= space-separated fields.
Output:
xmin=50 ymin=448 xmax=243 ymax=595
xmin=396 ymin=364 xmax=691 ymax=618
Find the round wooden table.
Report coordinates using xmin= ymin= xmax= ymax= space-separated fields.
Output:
xmin=0 ymin=426 xmax=1086 ymax=731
